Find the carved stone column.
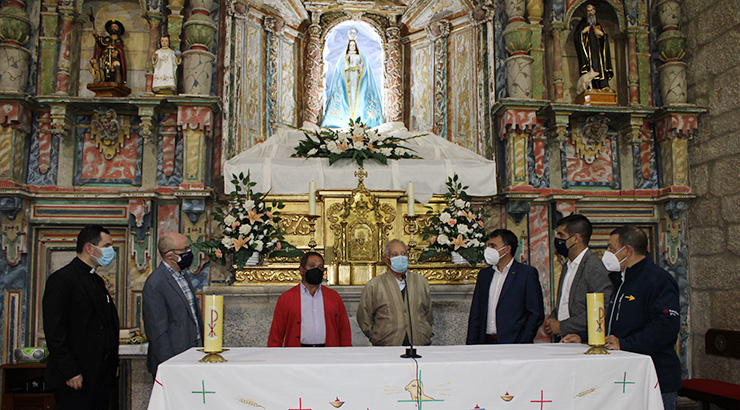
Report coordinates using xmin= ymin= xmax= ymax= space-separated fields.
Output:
xmin=627 ymin=31 xmax=639 ymax=105
xmin=426 ymin=20 xmax=451 ymax=138
xmin=143 ymin=4 xmax=165 ymax=94
xmin=657 ymin=0 xmax=687 ymax=105
xmin=496 ymin=108 xmax=538 ymax=189
xmin=0 ymin=0 xmax=31 ymax=93
xmin=264 ymin=16 xmax=280 ymax=136
xmin=384 ymin=26 xmax=403 ymax=123
xmin=181 ymin=0 xmax=216 ymax=95
xmin=551 ymin=23 xmax=565 ymax=101
xmin=38 ymin=0 xmax=59 ymax=94
xmin=303 ymin=13 xmax=322 ymax=125
xmin=177 ymin=105 xmax=212 ymax=188
xmin=167 ymin=0 xmax=185 ymax=51
xmin=502 ymin=0 xmax=533 ymax=99
xmin=52 ymin=1 xmax=74 ymax=94
xmin=655 ymin=113 xmax=697 ymax=193
xmin=0 ymin=102 xmax=31 ymax=185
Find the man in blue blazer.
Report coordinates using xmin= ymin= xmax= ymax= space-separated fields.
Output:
xmin=143 ymin=232 xmax=203 ymax=376
xmin=467 ymin=229 xmax=544 ymax=344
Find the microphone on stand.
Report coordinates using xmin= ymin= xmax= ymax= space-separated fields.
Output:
xmin=400 ymin=273 xmax=421 ymax=359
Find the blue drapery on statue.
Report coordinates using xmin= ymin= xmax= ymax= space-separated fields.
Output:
xmin=321 ymin=45 xmax=384 ymax=128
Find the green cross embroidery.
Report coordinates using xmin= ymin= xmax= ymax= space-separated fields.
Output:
xmin=191 ymin=380 xmax=216 ymax=404
xmin=614 ymin=372 xmax=636 ymax=393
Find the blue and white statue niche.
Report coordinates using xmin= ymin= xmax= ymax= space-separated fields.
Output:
xmin=321 ymin=31 xmax=384 ymax=129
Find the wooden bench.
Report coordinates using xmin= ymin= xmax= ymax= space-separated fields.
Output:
xmin=678 ymin=329 xmax=740 ymax=410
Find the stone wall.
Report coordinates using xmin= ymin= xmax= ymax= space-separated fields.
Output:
xmin=684 ymin=0 xmax=740 ymax=383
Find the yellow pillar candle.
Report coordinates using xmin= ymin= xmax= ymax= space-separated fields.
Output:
xmin=586 ymin=293 xmax=606 ymax=346
xmin=204 ymin=295 xmax=224 ymax=353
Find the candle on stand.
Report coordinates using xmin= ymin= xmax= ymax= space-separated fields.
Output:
xmin=407 ymin=182 xmax=415 ymax=216
xmin=308 ymin=181 xmax=316 ymax=215
xmin=586 ymin=292 xmax=605 ymax=346
xmin=204 ymin=295 xmax=224 ymax=353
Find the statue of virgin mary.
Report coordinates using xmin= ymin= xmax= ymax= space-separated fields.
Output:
xmin=321 ymin=38 xmax=384 ymax=128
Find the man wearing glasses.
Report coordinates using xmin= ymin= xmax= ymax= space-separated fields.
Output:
xmin=143 ymin=232 xmax=203 ymax=376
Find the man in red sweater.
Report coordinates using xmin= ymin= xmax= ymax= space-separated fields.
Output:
xmin=268 ymin=252 xmax=352 ymax=347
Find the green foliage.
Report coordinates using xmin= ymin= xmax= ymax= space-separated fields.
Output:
xmin=192 ymin=171 xmax=303 ymax=267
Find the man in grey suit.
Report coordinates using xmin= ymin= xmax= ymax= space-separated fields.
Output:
xmin=143 ymin=232 xmax=203 ymax=376
xmin=544 ymin=214 xmax=612 ymax=340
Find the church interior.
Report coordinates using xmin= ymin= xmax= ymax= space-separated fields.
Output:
xmin=0 ymin=0 xmax=738 ymax=408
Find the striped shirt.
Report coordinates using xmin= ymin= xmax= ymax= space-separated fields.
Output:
xmin=163 ymin=262 xmax=201 ymax=342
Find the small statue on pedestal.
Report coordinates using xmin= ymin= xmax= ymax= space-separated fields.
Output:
xmin=573 ymin=4 xmax=616 ymax=105
xmin=87 ymin=12 xmax=131 ymax=97
xmin=152 ymin=36 xmax=181 ymax=95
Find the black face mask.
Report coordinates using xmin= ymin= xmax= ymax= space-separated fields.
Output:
xmin=176 ymin=250 xmax=194 ymax=270
xmin=305 ymin=267 xmax=324 ymax=285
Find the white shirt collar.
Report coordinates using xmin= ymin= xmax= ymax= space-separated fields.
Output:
xmin=568 ymin=247 xmax=589 ymax=269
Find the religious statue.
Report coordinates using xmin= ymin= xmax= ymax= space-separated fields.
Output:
xmin=152 ymin=36 xmax=181 ymax=95
xmin=322 ymin=32 xmax=384 ymax=129
xmin=89 ymin=17 xmax=127 ymax=85
xmin=574 ymin=4 xmax=613 ymax=92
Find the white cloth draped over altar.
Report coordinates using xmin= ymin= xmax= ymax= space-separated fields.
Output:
xmin=223 ymin=122 xmax=497 ymax=203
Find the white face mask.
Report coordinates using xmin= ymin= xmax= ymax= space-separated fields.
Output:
xmin=484 ymin=246 xmax=506 ymax=266
xmin=601 ymin=246 xmax=626 ymax=272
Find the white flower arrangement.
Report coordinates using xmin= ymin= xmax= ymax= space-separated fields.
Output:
xmin=292 ymin=117 xmax=423 ymax=167
xmin=194 ymin=172 xmax=302 ymax=267
xmin=419 ymin=175 xmax=488 ymax=266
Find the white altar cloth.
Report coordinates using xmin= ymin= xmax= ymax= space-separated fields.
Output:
xmin=223 ymin=122 xmax=497 ymax=203
xmin=147 ymin=344 xmax=663 ymax=410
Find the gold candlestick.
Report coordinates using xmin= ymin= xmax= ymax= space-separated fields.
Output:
xmin=404 ymin=215 xmax=419 ymax=262
xmin=307 ymin=215 xmax=319 ymax=250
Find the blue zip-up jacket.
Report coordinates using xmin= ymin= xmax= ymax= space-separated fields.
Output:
xmin=604 ymin=255 xmax=682 ymax=394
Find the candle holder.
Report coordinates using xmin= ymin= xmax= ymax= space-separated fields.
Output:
xmin=307 ymin=215 xmax=319 ymax=250
xmin=198 ymin=348 xmax=229 ymax=363
xmin=585 ymin=345 xmax=609 ymax=355
xmin=404 ymin=215 xmax=420 ymax=262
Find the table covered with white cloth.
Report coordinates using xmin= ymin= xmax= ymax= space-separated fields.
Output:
xmin=223 ymin=122 xmax=497 ymax=203
xmin=147 ymin=344 xmax=663 ymax=409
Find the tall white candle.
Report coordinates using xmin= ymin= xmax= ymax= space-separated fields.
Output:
xmin=407 ymin=182 xmax=415 ymax=216
xmin=308 ymin=181 xmax=316 ymax=216
xmin=204 ymin=295 xmax=224 ymax=353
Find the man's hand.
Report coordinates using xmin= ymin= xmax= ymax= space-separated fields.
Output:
xmin=594 ymin=26 xmax=604 ymax=37
xmin=66 ymin=374 xmax=83 ymax=390
xmin=544 ymin=317 xmax=561 ymax=336
xmin=605 ymin=335 xmax=621 ymax=350
xmin=582 ymin=25 xmax=591 ymax=34
xmin=560 ymin=334 xmax=582 ymax=343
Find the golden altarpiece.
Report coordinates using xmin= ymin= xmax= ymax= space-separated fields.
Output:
xmin=234 ymin=169 xmax=483 ymax=286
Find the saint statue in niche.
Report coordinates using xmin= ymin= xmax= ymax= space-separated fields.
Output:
xmin=89 ymin=17 xmax=127 ymax=86
xmin=152 ymin=36 xmax=181 ymax=95
xmin=574 ymin=3 xmax=613 ymax=91
xmin=322 ymin=30 xmax=384 ymax=128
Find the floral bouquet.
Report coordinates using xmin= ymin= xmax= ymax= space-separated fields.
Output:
xmin=194 ymin=172 xmax=303 ymax=267
xmin=292 ymin=117 xmax=422 ymax=167
xmin=418 ymin=175 xmax=488 ymax=266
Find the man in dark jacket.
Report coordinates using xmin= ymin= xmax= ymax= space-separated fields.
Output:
xmin=143 ymin=232 xmax=203 ymax=376
xmin=42 ymin=225 xmax=119 ymax=410
xmin=563 ymin=225 xmax=681 ymax=410
xmin=545 ymin=214 xmax=612 ymax=340
xmin=467 ymin=229 xmax=544 ymax=344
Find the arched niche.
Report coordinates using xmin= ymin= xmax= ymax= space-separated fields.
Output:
xmin=561 ymin=0 xmax=628 ymax=104
xmin=311 ymin=13 xmax=390 ymax=125
xmin=321 ymin=20 xmax=386 ymax=120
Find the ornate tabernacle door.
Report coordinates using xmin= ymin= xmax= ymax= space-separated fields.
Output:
xmin=325 ymin=169 xmax=397 ymax=285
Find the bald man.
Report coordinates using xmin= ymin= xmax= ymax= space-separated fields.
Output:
xmin=143 ymin=232 xmax=203 ymax=376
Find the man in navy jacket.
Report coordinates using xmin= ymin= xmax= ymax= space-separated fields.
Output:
xmin=563 ymin=225 xmax=681 ymax=410
xmin=467 ymin=229 xmax=544 ymax=344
